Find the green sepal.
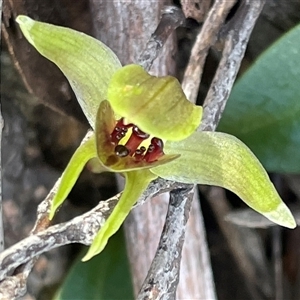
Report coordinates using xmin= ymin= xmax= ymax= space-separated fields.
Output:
xmin=16 ymin=15 xmax=122 ymax=128
xmin=49 ymin=134 xmax=97 ymax=220
xmin=107 ymin=64 xmax=202 ymax=141
xmin=152 ymin=131 xmax=296 ymax=228
xmin=95 ymin=100 xmax=179 ymax=172
xmin=82 ymin=170 xmax=157 ymax=261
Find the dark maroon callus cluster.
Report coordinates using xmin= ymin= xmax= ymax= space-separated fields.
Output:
xmin=110 ymin=118 xmax=164 ymax=162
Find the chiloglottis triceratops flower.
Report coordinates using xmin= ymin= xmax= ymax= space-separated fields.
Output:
xmin=16 ymin=15 xmax=296 ymax=261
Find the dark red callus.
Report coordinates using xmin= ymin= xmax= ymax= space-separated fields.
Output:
xmin=110 ymin=118 xmax=164 ymax=162
xmin=110 ymin=118 xmax=132 ymax=144
xmin=125 ymin=126 xmax=150 ymax=155
xmin=143 ymin=138 xmax=164 ymax=162
xmin=133 ymin=146 xmax=146 ymax=160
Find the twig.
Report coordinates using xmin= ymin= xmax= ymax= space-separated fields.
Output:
xmin=200 ymin=0 xmax=266 ymax=131
xmin=0 ymin=196 xmax=118 ymax=280
xmin=181 ymin=0 xmax=237 ymax=102
xmin=0 ymin=177 xmax=186 ymax=281
xmin=0 ymin=260 xmax=34 ymax=299
xmin=137 ymin=186 xmax=194 ymax=300
xmin=177 ymin=190 xmax=216 ymax=299
xmin=170 ymin=3 xmax=239 ymax=298
xmin=138 ymin=6 xmax=186 ymax=71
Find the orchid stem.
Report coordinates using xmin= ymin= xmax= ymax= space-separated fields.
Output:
xmin=137 ymin=5 xmax=186 ymax=71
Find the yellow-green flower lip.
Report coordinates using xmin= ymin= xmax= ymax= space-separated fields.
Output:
xmin=107 ymin=64 xmax=202 ymax=141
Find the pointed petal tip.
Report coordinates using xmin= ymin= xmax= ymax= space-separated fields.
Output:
xmin=81 ymin=237 xmax=107 ymax=262
xmin=264 ymin=202 xmax=296 ymax=229
xmin=81 ymin=251 xmax=97 ymax=262
xmin=15 ymin=15 xmax=36 ymax=46
xmin=16 ymin=15 xmax=33 ymax=26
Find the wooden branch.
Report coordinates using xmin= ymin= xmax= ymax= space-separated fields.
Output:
xmin=137 ymin=186 xmax=194 ymax=299
xmin=200 ymin=0 xmax=266 ymax=131
xmin=0 ymin=177 xmax=185 ymax=281
xmin=0 ymin=260 xmax=33 ymax=299
xmin=138 ymin=6 xmax=186 ymax=71
xmin=177 ymin=191 xmax=216 ymax=299
xmin=181 ymin=0 xmax=237 ymax=102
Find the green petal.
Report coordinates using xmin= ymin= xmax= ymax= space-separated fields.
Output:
xmin=49 ymin=134 xmax=97 ymax=220
xmin=152 ymin=131 xmax=296 ymax=228
xmin=107 ymin=64 xmax=202 ymax=141
xmin=95 ymin=100 xmax=179 ymax=172
xmin=82 ymin=170 xmax=157 ymax=261
xmin=16 ymin=15 xmax=122 ymax=128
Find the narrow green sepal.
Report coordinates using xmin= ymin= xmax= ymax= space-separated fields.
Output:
xmin=16 ymin=15 xmax=122 ymax=128
xmin=107 ymin=64 xmax=202 ymax=141
xmin=49 ymin=134 xmax=97 ymax=220
xmin=152 ymin=131 xmax=296 ymax=229
xmin=82 ymin=170 xmax=157 ymax=261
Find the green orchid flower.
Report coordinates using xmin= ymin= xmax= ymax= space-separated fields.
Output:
xmin=16 ymin=15 xmax=296 ymax=261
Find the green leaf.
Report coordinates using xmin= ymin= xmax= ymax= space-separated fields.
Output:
xmin=50 ymin=134 xmax=97 ymax=220
xmin=16 ymin=15 xmax=122 ymax=128
xmin=218 ymin=23 xmax=300 ymax=173
xmin=152 ymin=131 xmax=296 ymax=228
xmin=54 ymin=230 xmax=134 ymax=300
xmin=82 ymin=170 xmax=157 ymax=261
xmin=107 ymin=64 xmax=202 ymax=141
